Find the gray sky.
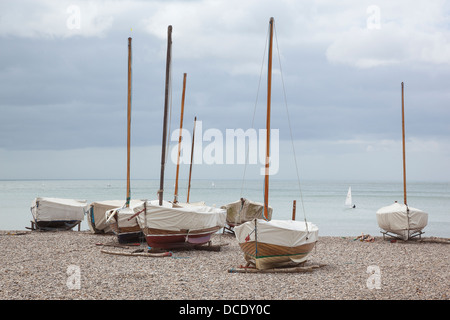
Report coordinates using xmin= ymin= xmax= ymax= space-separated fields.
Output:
xmin=1 ymin=0 xmax=449 ymax=181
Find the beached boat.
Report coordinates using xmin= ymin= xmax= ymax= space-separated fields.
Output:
xmin=105 ymin=202 xmax=145 ymax=243
xmin=132 ymin=26 xmax=226 ymax=249
xmin=235 ymin=219 xmax=318 ymax=270
xmin=88 ymin=199 xmax=144 ymax=234
xmin=376 ymin=82 xmax=428 ymax=240
xmin=30 ymin=197 xmax=87 ymax=231
xmin=234 ymin=17 xmax=319 ymax=270
xmin=103 ymin=37 xmax=144 ymax=244
xmin=87 ymin=200 xmax=116 ymax=233
xmin=377 ymin=202 xmax=428 ymax=240
xmin=133 ymin=200 xmax=225 ymax=249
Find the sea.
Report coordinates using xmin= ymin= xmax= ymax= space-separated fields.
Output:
xmin=0 ymin=179 xmax=449 ymax=238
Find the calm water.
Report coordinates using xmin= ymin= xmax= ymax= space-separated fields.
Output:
xmin=0 ymin=179 xmax=449 ymax=237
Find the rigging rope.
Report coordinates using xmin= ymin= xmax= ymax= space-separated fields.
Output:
xmin=240 ymin=24 xmax=270 ymax=198
xmin=238 ymin=20 xmax=309 ymax=234
xmin=273 ymin=23 xmax=309 ymax=233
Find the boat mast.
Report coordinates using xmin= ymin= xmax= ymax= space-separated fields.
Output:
xmin=401 ymin=82 xmax=407 ymax=206
xmin=159 ymin=25 xmax=172 ymax=206
xmin=126 ymin=37 xmax=132 ymax=207
xmin=187 ymin=116 xmax=197 ymax=203
xmin=174 ymin=73 xmax=187 ymax=203
xmin=264 ymin=17 xmax=274 ymax=220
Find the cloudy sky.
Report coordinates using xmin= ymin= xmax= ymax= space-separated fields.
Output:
xmin=0 ymin=0 xmax=449 ymax=182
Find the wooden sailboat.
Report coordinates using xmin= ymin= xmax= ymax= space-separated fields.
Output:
xmin=234 ymin=17 xmax=319 ymax=270
xmin=104 ymin=37 xmax=144 ymax=244
xmin=132 ymin=26 xmax=225 ymax=249
xmin=376 ymin=82 xmax=428 ymax=240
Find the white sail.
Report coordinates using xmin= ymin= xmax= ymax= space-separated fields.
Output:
xmin=345 ymin=187 xmax=352 ymax=207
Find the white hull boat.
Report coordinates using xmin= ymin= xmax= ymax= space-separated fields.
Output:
xmin=235 ymin=219 xmax=319 ymax=270
xmin=377 ymin=202 xmax=428 ymax=240
xmin=30 ymin=197 xmax=87 ymax=231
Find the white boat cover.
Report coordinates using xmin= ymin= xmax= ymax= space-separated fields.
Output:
xmin=105 ymin=200 xmax=145 ymax=229
xmin=376 ymin=202 xmax=428 ymax=240
xmin=133 ymin=200 xmax=226 ymax=231
xmin=174 ymin=201 xmax=206 ymax=208
xmin=89 ymin=200 xmax=144 ymax=232
xmin=221 ymin=198 xmax=272 ymax=225
xmin=234 ymin=219 xmax=319 ymax=248
xmin=31 ymin=197 xmax=87 ymax=222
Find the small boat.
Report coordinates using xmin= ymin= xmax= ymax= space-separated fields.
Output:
xmin=133 ymin=200 xmax=226 ymax=249
xmin=233 ymin=17 xmax=319 ymax=270
xmin=103 ymin=37 xmax=144 ymax=244
xmin=105 ymin=201 xmax=145 ymax=243
xmin=30 ymin=197 xmax=88 ymax=231
xmin=235 ymin=219 xmax=318 ymax=270
xmin=345 ymin=187 xmax=355 ymax=209
xmin=376 ymin=82 xmax=428 ymax=240
xmin=87 ymin=200 xmax=117 ymax=234
xmin=87 ymin=199 xmax=144 ymax=234
xmin=131 ymin=25 xmax=226 ymax=250
xmin=376 ymin=202 xmax=428 ymax=240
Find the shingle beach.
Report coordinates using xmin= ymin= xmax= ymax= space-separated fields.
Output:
xmin=0 ymin=230 xmax=448 ymax=301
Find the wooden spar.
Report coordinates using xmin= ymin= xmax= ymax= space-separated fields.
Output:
xmin=401 ymin=82 xmax=407 ymax=206
xmin=101 ymin=249 xmax=172 ymax=257
xmin=264 ymin=17 xmax=274 ymax=220
xmin=159 ymin=25 xmax=172 ymax=206
xmin=126 ymin=37 xmax=132 ymax=207
xmin=174 ymin=73 xmax=187 ymax=203
xmin=187 ymin=116 xmax=197 ymax=203
xmin=228 ymin=264 xmax=326 ymax=273
xmin=292 ymin=200 xmax=296 ymax=220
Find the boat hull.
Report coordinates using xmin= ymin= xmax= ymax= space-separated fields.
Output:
xmin=143 ymin=226 xmax=221 ymax=249
xmin=33 ymin=220 xmax=81 ymax=231
xmin=109 ymin=224 xmax=144 ymax=244
xmin=117 ymin=231 xmax=144 ymax=244
xmin=239 ymin=241 xmax=316 ymax=270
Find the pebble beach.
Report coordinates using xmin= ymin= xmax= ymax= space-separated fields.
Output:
xmin=0 ymin=230 xmax=448 ymax=302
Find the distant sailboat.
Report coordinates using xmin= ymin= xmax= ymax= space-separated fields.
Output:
xmin=345 ymin=187 xmax=355 ymax=208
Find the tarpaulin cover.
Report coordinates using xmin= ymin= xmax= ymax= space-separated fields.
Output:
xmin=105 ymin=200 xmax=146 ymax=229
xmin=376 ymin=202 xmax=428 ymax=239
xmin=221 ymin=198 xmax=272 ymax=226
xmin=134 ymin=200 xmax=226 ymax=231
xmin=90 ymin=200 xmax=144 ymax=232
xmin=31 ymin=197 xmax=87 ymax=222
xmin=234 ymin=219 xmax=319 ymax=247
